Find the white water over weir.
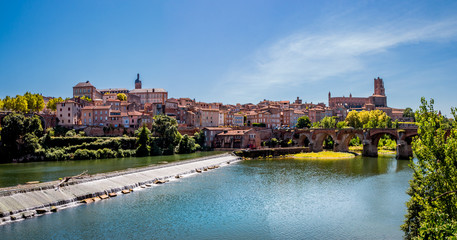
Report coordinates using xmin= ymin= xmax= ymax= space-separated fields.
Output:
xmin=0 ymin=153 xmax=240 ymax=221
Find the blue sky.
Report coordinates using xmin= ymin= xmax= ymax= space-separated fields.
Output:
xmin=1 ymin=0 xmax=456 ymax=115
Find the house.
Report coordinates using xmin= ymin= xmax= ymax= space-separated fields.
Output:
xmin=73 ymin=81 xmax=102 ymax=100
xmin=56 ymin=100 xmax=83 ymax=126
xmin=214 ymin=129 xmax=260 ymax=149
xmin=202 ymin=127 xmax=232 ymax=148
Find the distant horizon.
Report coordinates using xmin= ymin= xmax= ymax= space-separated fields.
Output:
xmin=1 ymin=0 xmax=456 ymax=116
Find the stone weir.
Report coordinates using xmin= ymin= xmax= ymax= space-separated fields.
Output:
xmin=0 ymin=153 xmax=240 ymax=221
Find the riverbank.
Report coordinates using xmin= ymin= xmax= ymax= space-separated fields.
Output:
xmin=0 ymin=153 xmax=240 ymax=224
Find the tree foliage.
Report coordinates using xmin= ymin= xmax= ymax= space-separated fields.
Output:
xmin=194 ymin=129 xmax=206 ymax=148
xmin=314 ymin=116 xmax=337 ymax=128
xmin=117 ymin=93 xmax=127 ymax=101
xmin=47 ymin=97 xmax=64 ymax=111
xmin=1 ymin=93 xmax=45 ymax=113
xmin=345 ymin=110 xmax=392 ymax=128
xmin=0 ymin=113 xmax=43 ymax=161
xmin=402 ymin=98 xmax=457 ymax=239
xmin=136 ymin=125 xmax=150 ymax=157
xmin=296 ymin=116 xmax=311 ymax=128
xmin=80 ymin=96 xmax=92 ymax=102
xmin=403 ymin=107 xmax=415 ymax=121
xmin=151 ymin=115 xmax=182 ymax=155
xmin=177 ymin=134 xmax=196 ymax=154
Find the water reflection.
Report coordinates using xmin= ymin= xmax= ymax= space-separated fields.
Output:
xmin=242 ymin=155 xmax=411 ymax=178
xmin=0 ymin=152 xmax=224 ymax=187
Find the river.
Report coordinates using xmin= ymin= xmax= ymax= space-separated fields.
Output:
xmin=0 ymin=151 xmax=224 ymax=188
xmin=0 ymin=154 xmax=411 ymax=239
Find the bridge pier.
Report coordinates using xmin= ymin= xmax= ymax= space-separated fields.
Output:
xmin=309 ymin=141 xmax=320 ymax=152
xmin=362 ymin=140 xmax=378 ymax=157
xmin=333 ymin=140 xmax=348 ymax=152
xmin=396 ymin=140 xmax=413 ymax=160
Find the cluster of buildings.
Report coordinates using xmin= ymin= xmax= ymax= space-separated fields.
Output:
xmin=55 ymin=75 xmax=406 ymax=141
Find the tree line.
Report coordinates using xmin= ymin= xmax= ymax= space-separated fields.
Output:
xmin=136 ymin=115 xmax=201 ymax=156
xmin=1 ymin=92 xmax=45 ymax=113
xmin=295 ymin=109 xmax=397 ymax=129
xmin=0 ymin=113 xmax=201 ymax=163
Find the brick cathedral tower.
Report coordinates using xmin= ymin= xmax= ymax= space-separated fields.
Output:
xmin=374 ymin=77 xmax=385 ymax=96
xmin=135 ymin=73 xmax=142 ymax=89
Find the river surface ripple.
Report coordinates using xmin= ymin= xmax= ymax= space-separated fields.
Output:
xmin=0 ymin=155 xmax=411 ymax=240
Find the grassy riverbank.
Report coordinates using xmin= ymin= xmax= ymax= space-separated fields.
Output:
xmin=294 ymin=151 xmax=356 ymax=159
xmin=349 ymin=146 xmax=396 ymax=155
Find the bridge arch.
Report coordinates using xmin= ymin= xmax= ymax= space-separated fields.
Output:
xmin=312 ymin=131 xmax=337 ymax=152
xmin=298 ymin=133 xmax=312 ymax=147
xmin=336 ymin=132 xmax=364 ymax=152
xmin=370 ymin=132 xmax=398 ymax=148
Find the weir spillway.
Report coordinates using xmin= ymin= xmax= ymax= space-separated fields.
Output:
xmin=0 ymin=154 xmax=239 ymax=220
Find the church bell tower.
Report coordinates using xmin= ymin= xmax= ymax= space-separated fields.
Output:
xmin=135 ymin=73 xmax=142 ymax=89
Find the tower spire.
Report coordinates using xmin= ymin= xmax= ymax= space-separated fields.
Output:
xmin=135 ymin=73 xmax=142 ymax=89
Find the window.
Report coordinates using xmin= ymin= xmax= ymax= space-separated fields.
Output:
xmin=84 ymin=113 xmax=86 ymax=117
xmin=60 ymin=114 xmax=62 ymax=117
xmin=68 ymin=107 xmax=70 ymax=111
xmin=68 ymin=120 xmax=70 ymax=123
xmin=95 ymin=116 xmax=97 ymax=120
xmin=68 ymin=113 xmax=70 ymax=117
xmin=89 ymin=113 xmax=91 ymax=117
xmin=60 ymin=108 xmax=62 ymax=112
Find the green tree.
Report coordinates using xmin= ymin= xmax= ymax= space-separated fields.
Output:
xmin=319 ymin=116 xmax=337 ymax=128
xmin=33 ymin=94 xmax=45 ymax=112
xmin=151 ymin=115 xmax=182 ymax=155
xmin=0 ymin=99 xmax=3 ymax=110
xmin=345 ymin=110 xmax=391 ymax=129
xmin=80 ymin=96 xmax=92 ymax=102
xmin=403 ymin=107 xmax=415 ymax=121
xmin=296 ymin=116 xmax=311 ymax=128
xmin=336 ymin=121 xmax=347 ymax=129
xmin=193 ymin=129 xmax=206 ymax=149
xmin=3 ymin=96 xmax=13 ymax=110
xmin=0 ymin=113 xmax=43 ymax=161
xmin=349 ymin=136 xmax=361 ymax=146
xmin=177 ymin=134 xmax=196 ymax=154
xmin=345 ymin=110 xmax=362 ymax=128
xmin=401 ymin=98 xmax=457 ymax=239
xmin=13 ymin=95 xmax=28 ymax=113
xmin=117 ymin=93 xmax=127 ymax=101
xmin=24 ymin=92 xmax=36 ymax=112
xmin=270 ymin=138 xmax=278 ymax=147
xmin=136 ymin=125 xmax=150 ymax=157
xmin=46 ymin=97 xmax=64 ymax=111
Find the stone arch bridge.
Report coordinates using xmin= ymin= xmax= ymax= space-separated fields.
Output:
xmin=277 ymin=128 xmax=418 ymax=159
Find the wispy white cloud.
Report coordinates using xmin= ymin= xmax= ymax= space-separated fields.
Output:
xmin=215 ymin=18 xmax=457 ymax=103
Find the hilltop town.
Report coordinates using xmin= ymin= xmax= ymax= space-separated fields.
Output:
xmin=56 ymin=75 xmax=406 ymax=129
xmin=0 ymin=75 xmax=410 ymax=150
